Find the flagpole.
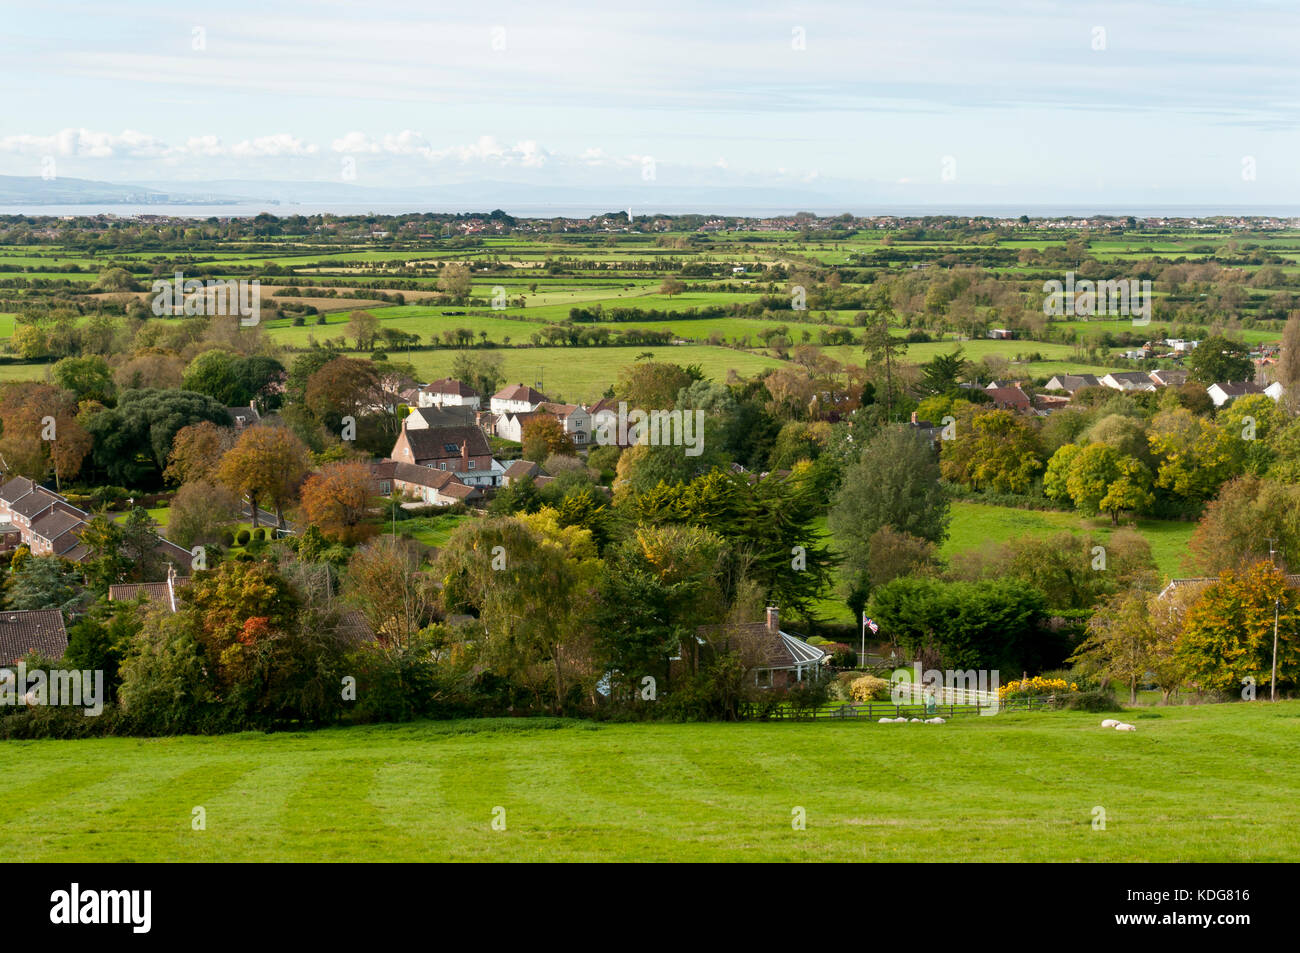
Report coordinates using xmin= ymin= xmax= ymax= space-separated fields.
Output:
xmin=861 ymin=613 xmax=866 ymax=669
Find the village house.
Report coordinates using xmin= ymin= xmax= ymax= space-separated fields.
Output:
xmin=1206 ymin=380 xmax=1285 ymax=408
xmin=388 ymin=416 xmax=504 ymax=488
xmin=490 ymin=383 xmax=550 ymax=416
xmin=417 ymin=378 xmax=481 ymax=411
xmin=985 ymin=384 xmax=1033 ymax=413
xmin=696 ymin=607 xmax=828 ymax=689
xmin=109 ymin=566 xmax=190 ymax=612
xmin=1044 ymin=373 xmax=1101 ymax=395
xmin=226 ymin=402 xmax=261 ymax=429
xmin=1148 ymin=368 xmax=1188 ymax=388
xmin=390 ymin=462 xmax=484 ymax=506
xmin=0 ymin=609 xmax=68 ymax=666
xmin=1100 ymin=371 xmax=1157 ymax=393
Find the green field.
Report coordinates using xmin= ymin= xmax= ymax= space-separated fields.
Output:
xmin=5 ymin=703 xmax=1298 ymax=861
xmin=397 ymin=345 xmax=787 ymax=404
xmin=811 ymin=501 xmax=1197 ymax=623
xmin=941 ymin=501 xmax=1197 ymax=578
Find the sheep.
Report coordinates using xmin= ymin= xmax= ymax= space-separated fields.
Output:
xmin=878 ymin=718 xmax=893 ymax=724
xmin=1101 ymin=718 xmax=1120 ymax=728
xmin=1114 ymin=723 xmax=1137 ymax=732
xmin=925 ymin=717 xmax=946 ymax=725
xmin=908 ymin=718 xmax=922 ymax=723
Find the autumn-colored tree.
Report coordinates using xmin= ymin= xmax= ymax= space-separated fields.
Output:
xmin=304 ymin=356 xmax=382 ymax=427
xmin=1178 ymin=561 xmax=1300 ymax=697
xmin=168 ymin=479 xmax=239 ymax=549
xmin=437 ymin=262 xmax=473 ymax=299
xmin=521 ymin=414 xmax=576 ymax=461
xmin=0 ymin=382 xmax=91 ymax=488
xmin=345 ymin=536 xmax=434 ymax=650
xmin=437 ymin=517 xmax=593 ymax=710
xmin=1070 ymin=583 xmax=1158 ymax=703
xmin=217 ymin=424 xmax=310 ymax=528
xmin=1187 ymin=476 xmax=1300 ymax=575
xmin=615 ymin=361 xmax=694 ymax=411
xmin=347 ymin=310 xmax=380 ymax=351
xmin=299 ymin=462 xmax=377 ymax=544
xmin=1147 ymin=408 xmax=1239 ymax=501
xmin=939 ymin=406 xmax=1044 ymax=494
xmin=164 ymin=420 xmax=236 ymax=485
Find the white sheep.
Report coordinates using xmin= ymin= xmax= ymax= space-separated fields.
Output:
xmin=878 ymin=717 xmax=893 ymax=724
xmin=1114 ymin=723 xmax=1137 ymax=731
xmin=1101 ymin=718 xmax=1120 ymax=728
xmin=909 ymin=717 xmax=922 ymax=723
xmin=925 ymin=717 xmax=946 ymax=725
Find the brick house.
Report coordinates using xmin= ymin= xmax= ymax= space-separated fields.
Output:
xmin=696 ymin=607 xmax=828 ymax=689
xmin=0 ymin=609 xmax=68 ymax=666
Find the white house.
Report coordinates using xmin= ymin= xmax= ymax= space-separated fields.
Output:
xmin=1206 ymin=380 xmax=1281 ymax=407
xmin=1100 ymin=372 xmax=1157 ymax=392
xmin=490 ymin=383 xmax=550 ymax=416
xmin=536 ymin=402 xmax=592 ymax=445
xmin=418 ymin=378 xmax=481 ymax=410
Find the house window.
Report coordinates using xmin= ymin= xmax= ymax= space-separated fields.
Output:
xmin=438 ymin=462 xmax=446 ymax=470
xmin=467 ymin=461 xmax=476 ymax=470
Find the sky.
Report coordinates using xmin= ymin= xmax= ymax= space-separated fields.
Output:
xmin=2 ymin=0 xmax=1299 ymax=206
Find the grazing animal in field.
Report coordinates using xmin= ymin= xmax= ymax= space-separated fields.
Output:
xmin=1114 ymin=723 xmax=1137 ymax=731
xmin=925 ymin=717 xmax=946 ymax=725
xmin=1101 ymin=719 xmax=1120 ymax=728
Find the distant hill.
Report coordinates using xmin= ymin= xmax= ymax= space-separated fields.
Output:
xmin=0 ymin=175 xmax=235 ymax=205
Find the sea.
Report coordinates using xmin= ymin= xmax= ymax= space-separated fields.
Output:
xmin=2 ymin=203 xmax=1300 ymax=221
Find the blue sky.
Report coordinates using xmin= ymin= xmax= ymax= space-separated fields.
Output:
xmin=2 ymin=0 xmax=1298 ymax=204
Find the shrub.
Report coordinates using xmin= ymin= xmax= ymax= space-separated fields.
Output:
xmin=849 ymin=674 xmax=890 ymax=702
xmin=1060 ymin=689 xmax=1123 ymax=712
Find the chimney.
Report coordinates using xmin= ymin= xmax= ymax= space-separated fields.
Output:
xmin=766 ymin=606 xmax=779 ymax=634
xmin=910 ymin=411 xmax=918 ymax=425
xmin=167 ymin=563 xmax=177 ymax=613
xmin=460 ymin=441 xmax=469 ymax=472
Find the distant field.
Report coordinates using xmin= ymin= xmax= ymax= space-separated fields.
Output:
xmin=5 ymin=704 xmax=1298 ymax=861
xmin=396 ymin=345 xmax=787 ymax=404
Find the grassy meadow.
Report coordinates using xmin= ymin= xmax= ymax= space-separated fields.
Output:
xmin=5 ymin=702 xmax=1297 ymax=862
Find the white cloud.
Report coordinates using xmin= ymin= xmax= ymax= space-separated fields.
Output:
xmin=0 ymin=128 xmax=168 ymax=158
xmin=229 ymin=134 xmax=318 ymax=157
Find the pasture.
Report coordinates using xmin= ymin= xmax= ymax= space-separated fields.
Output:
xmin=4 ymin=702 xmax=1297 ymax=861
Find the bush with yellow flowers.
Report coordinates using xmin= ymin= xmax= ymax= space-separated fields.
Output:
xmin=998 ymin=676 xmax=1078 ymax=700
xmin=849 ymin=675 xmax=891 ymax=702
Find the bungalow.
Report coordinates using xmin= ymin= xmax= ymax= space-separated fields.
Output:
xmin=1206 ymin=380 xmax=1282 ymax=407
xmin=490 ymin=383 xmax=550 ymax=416
xmin=1159 ymin=574 xmax=1300 ymax=601
xmin=986 ymin=328 xmax=1015 ymax=340
xmin=0 ymin=609 xmax=68 ymax=666
xmin=696 ymin=607 xmax=828 ymax=689
xmin=1100 ymin=371 xmax=1157 ymax=393
xmin=1148 ymin=368 xmax=1188 ymax=388
xmin=1044 ymin=373 xmax=1100 ymax=395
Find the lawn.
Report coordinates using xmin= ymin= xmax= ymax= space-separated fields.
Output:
xmin=941 ymin=501 xmax=1197 ymax=578
xmin=4 ymin=703 xmax=1298 ymax=861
